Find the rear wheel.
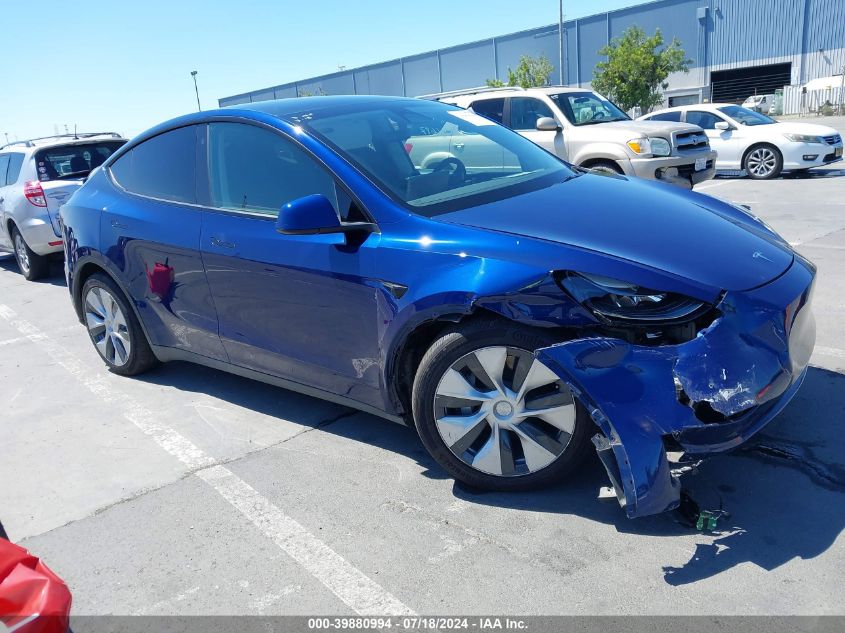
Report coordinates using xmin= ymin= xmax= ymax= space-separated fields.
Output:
xmin=744 ymin=144 xmax=783 ymax=179
xmin=11 ymin=227 xmax=50 ymax=281
xmin=81 ymin=273 xmax=157 ymax=376
xmin=412 ymin=320 xmax=592 ymax=491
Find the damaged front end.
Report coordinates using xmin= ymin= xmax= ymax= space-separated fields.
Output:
xmin=532 ymin=258 xmax=816 ymax=518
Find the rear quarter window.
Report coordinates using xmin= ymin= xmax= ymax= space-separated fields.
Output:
xmin=6 ymin=153 xmax=25 ymax=184
xmin=109 ymin=127 xmax=197 ymax=204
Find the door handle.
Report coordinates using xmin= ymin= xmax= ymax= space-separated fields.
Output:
xmin=110 ymin=219 xmax=128 ymax=229
xmin=210 ymin=237 xmax=235 ymax=249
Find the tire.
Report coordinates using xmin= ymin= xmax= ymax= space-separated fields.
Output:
xmin=81 ymin=273 xmax=157 ymax=376
xmin=412 ymin=319 xmax=592 ymax=491
xmin=743 ymin=144 xmax=783 ymax=179
xmin=11 ymin=226 xmax=50 ymax=281
xmin=585 ymin=160 xmax=623 ymax=176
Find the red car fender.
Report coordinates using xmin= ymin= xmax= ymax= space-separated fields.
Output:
xmin=0 ymin=539 xmax=71 ymax=633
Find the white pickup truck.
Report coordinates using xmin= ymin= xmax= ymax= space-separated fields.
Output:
xmin=420 ymin=86 xmax=716 ymax=189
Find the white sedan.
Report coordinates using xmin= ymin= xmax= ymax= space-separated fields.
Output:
xmin=639 ymin=103 xmax=842 ymax=179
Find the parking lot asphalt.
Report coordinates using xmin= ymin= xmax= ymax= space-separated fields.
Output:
xmin=2 ymin=119 xmax=844 ymax=616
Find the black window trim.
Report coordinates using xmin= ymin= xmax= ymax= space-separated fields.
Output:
xmin=106 ymin=124 xmax=204 ymax=211
xmin=198 ymin=116 xmax=377 ymax=228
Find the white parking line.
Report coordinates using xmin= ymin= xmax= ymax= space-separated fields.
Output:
xmin=694 ymin=179 xmax=734 ymax=191
xmin=815 ymin=346 xmax=845 ymax=360
xmin=0 ymin=303 xmax=415 ymax=617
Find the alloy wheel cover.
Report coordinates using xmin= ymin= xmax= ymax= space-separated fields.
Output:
xmin=433 ymin=346 xmax=576 ymax=477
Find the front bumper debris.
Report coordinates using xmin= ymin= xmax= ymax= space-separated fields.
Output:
xmin=535 ymin=257 xmax=816 ymax=518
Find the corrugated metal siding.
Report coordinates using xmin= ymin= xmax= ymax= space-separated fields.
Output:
xmin=707 ymin=0 xmax=803 ymax=67
xmin=439 ymin=40 xmax=496 ymax=91
xmin=495 ymin=27 xmax=560 ymax=83
xmin=219 ymin=0 xmax=845 ymax=106
xmin=610 ymin=0 xmax=700 ymax=65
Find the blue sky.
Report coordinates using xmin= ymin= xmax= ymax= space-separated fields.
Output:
xmin=1 ymin=0 xmax=638 ymax=141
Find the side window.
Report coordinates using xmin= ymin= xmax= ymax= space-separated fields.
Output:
xmin=685 ymin=111 xmax=721 ymax=130
xmin=109 ymin=126 xmax=197 ymax=203
xmin=509 ymin=97 xmax=556 ymax=130
xmin=469 ymin=98 xmax=505 ymax=124
xmin=0 ymin=155 xmax=9 ymax=186
xmin=647 ymin=111 xmax=682 ymax=123
xmin=207 ymin=122 xmax=340 ymax=218
xmin=5 ymin=153 xmax=25 ymax=185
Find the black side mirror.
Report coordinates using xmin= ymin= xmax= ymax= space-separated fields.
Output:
xmin=275 ymin=194 xmax=377 ymax=236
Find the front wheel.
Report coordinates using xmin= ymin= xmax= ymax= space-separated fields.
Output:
xmin=744 ymin=144 xmax=783 ymax=179
xmin=11 ymin=226 xmax=50 ymax=281
xmin=411 ymin=320 xmax=592 ymax=491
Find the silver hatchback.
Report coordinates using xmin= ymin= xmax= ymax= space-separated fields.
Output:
xmin=0 ymin=133 xmax=125 ymax=280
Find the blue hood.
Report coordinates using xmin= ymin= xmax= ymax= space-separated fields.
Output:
xmin=437 ymin=174 xmax=793 ymax=292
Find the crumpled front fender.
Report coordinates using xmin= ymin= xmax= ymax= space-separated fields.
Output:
xmin=534 ymin=257 xmax=816 ymax=518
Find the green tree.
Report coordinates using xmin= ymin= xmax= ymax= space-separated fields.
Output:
xmin=591 ymin=26 xmax=691 ymax=113
xmin=486 ymin=55 xmax=555 ymax=89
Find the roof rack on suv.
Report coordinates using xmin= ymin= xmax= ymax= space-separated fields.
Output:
xmin=418 ymin=86 xmax=526 ymax=101
xmin=0 ymin=132 xmax=123 ymax=151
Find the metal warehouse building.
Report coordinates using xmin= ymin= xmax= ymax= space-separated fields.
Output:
xmin=220 ymin=0 xmax=845 ymax=114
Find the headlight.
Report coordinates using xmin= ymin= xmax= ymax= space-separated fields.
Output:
xmin=783 ymin=133 xmax=825 ymax=144
xmin=558 ymin=272 xmax=707 ymax=322
xmin=649 ymin=137 xmax=671 ymax=156
xmin=626 ymin=137 xmax=652 ymax=155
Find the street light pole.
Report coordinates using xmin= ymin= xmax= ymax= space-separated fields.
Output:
xmin=190 ymin=71 xmax=201 ymax=112
xmin=558 ymin=0 xmax=564 ymax=85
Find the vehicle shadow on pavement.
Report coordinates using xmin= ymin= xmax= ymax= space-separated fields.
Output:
xmin=0 ymin=254 xmax=66 ymax=287
xmin=138 ymin=357 xmax=844 ymax=587
xmin=448 ymin=366 xmax=845 ymax=585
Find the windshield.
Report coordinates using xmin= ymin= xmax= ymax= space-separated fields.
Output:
xmin=717 ymin=105 xmax=775 ymax=126
xmin=35 ymin=140 xmax=126 ymax=181
xmin=548 ymin=91 xmax=630 ymax=126
xmin=294 ymin=100 xmax=575 ymax=216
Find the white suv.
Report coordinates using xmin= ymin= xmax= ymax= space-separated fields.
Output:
xmin=0 ymin=133 xmax=126 ymax=280
xmin=433 ymin=87 xmax=716 ymax=189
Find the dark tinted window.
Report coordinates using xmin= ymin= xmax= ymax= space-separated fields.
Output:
xmin=36 ymin=141 xmax=125 ymax=182
xmin=647 ymin=111 xmax=682 ymax=122
xmin=208 ymin=123 xmax=338 ymax=218
xmin=0 ymin=155 xmax=9 ymax=186
xmin=509 ymin=97 xmax=556 ymax=130
xmin=469 ymin=98 xmax=505 ymax=124
xmin=6 ymin=153 xmax=25 ymax=184
xmin=110 ymin=127 xmax=196 ymax=203
xmin=685 ymin=111 xmax=723 ymax=130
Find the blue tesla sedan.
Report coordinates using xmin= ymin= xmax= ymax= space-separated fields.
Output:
xmin=60 ymin=96 xmax=816 ymax=518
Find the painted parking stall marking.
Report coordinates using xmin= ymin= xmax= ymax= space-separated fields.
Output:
xmin=0 ymin=303 xmax=415 ymax=617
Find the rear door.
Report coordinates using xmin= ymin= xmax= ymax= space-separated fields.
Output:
xmin=104 ymin=125 xmax=227 ymax=361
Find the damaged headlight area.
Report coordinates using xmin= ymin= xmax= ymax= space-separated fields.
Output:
xmin=556 ymin=271 xmax=719 ymax=345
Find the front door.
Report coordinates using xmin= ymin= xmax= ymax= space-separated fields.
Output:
xmin=508 ymin=97 xmax=565 ymax=159
xmin=199 ymin=121 xmax=383 ymax=407
xmin=685 ymin=110 xmax=744 ymax=169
